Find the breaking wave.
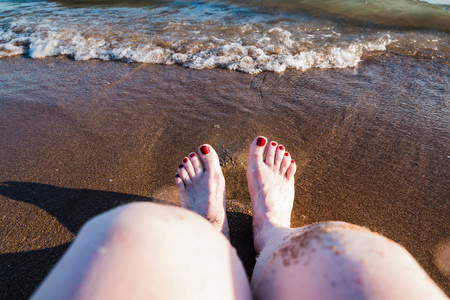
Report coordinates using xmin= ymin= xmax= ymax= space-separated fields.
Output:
xmin=0 ymin=0 xmax=448 ymax=73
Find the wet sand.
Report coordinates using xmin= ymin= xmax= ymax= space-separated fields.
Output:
xmin=0 ymin=55 xmax=449 ymax=297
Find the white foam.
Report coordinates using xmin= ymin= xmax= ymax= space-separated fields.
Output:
xmin=181 ymin=37 xmax=392 ymax=74
xmin=29 ymin=37 xmax=61 ymax=58
xmin=0 ymin=26 xmax=393 ymax=74
xmin=0 ymin=13 xmax=409 ymax=74
xmin=0 ymin=42 xmax=24 ymax=57
xmin=1 ymin=0 xmax=449 ymax=73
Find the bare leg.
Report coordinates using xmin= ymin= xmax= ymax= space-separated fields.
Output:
xmin=32 ymin=145 xmax=251 ymax=300
xmin=247 ymin=136 xmax=448 ymax=300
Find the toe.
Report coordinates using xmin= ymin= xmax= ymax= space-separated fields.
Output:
xmin=274 ymin=144 xmax=285 ymax=166
xmin=265 ymin=141 xmax=278 ymax=166
xmin=198 ymin=144 xmax=221 ymax=173
xmin=249 ymin=136 xmax=267 ymax=164
xmin=189 ymin=152 xmax=203 ymax=176
xmin=280 ymin=152 xmax=291 ymax=175
xmin=175 ymin=173 xmax=185 ymax=189
xmin=286 ymin=159 xmax=297 ymax=180
xmin=177 ymin=164 xmax=192 ymax=185
xmin=182 ymin=157 xmax=196 ymax=178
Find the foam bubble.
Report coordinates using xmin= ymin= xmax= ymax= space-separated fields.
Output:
xmin=0 ymin=42 xmax=25 ymax=57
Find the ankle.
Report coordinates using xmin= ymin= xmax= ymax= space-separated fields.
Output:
xmin=253 ymin=222 xmax=289 ymax=253
xmin=221 ymin=218 xmax=230 ymax=239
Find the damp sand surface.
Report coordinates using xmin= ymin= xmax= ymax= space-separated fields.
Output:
xmin=0 ymin=55 xmax=449 ymax=297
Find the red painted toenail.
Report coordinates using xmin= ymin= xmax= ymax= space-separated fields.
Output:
xmin=178 ymin=164 xmax=183 ymax=169
xmin=291 ymin=160 xmax=295 ymax=164
xmin=183 ymin=158 xmax=188 ymax=163
xmin=189 ymin=153 xmax=195 ymax=157
xmin=200 ymin=145 xmax=210 ymax=155
xmin=257 ymin=137 xmax=266 ymax=146
xmin=279 ymin=145 xmax=285 ymax=150
xmin=271 ymin=142 xmax=277 ymax=146
xmin=285 ymin=152 xmax=289 ymax=156
xmin=175 ymin=174 xmax=180 ymax=177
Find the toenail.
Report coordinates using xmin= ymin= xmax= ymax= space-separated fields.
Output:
xmin=271 ymin=142 xmax=277 ymax=146
xmin=257 ymin=137 xmax=266 ymax=146
xmin=175 ymin=174 xmax=180 ymax=177
xmin=183 ymin=158 xmax=188 ymax=163
xmin=285 ymin=152 xmax=289 ymax=156
xmin=279 ymin=145 xmax=285 ymax=150
xmin=178 ymin=164 xmax=183 ymax=169
xmin=291 ymin=160 xmax=295 ymax=164
xmin=200 ymin=145 xmax=210 ymax=155
xmin=189 ymin=153 xmax=195 ymax=157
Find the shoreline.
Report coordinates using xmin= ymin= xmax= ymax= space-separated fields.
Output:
xmin=0 ymin=55 xmax=449 ymax=297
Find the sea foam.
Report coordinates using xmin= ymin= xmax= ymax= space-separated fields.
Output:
xmin=0 ymin=20 xmax=394 ymax=74
xmin=0 ymin=1 xmax=447 ymax=73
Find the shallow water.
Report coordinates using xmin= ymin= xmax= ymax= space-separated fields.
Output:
xmin=1 ymin=0 xmax=449 ymax=73
xmin=0 ymin=55 xmax=449 ymax=297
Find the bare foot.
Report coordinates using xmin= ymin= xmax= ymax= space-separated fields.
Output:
xmin=175 ymin=144 xmax=229 ymax=238
xmin=247 ymin=136 xmax=296 ymax=253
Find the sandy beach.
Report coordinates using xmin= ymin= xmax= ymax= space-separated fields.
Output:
xmin=0 ymin=55 xmax=449 ymax=298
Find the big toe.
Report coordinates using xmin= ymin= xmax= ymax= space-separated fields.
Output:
xmin=249 ymin=136 xmax=267 ymax=165
xmin=198 ymin=144 xmax=221 ymax=173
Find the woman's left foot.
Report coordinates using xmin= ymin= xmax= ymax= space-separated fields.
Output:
xmin=175 ymin=144 xmax=229 ymax=238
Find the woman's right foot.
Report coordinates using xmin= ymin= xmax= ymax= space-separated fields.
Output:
xmin=247 ymin=136 xmax=296 ymax=253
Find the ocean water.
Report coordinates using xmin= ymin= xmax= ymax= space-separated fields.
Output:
xmin=0 ymin=0 xmax=449 ymax=73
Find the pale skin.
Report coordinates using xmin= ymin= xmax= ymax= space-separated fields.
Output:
xmin=32 ymin=136 xmax=448 ymax=300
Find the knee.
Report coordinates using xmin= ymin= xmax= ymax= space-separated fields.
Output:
xmin=254 ymin=222 xmax=420 ymax=299
xmin=78 ymin=203 xmax=178 ymax=239
xmin=279 ymin=221 xmax=406 ymax=264
xmin=296 ymin=221 xmax=374 ymax=250
xmin=78 ymin=202 xmax=218 ymax=243
xmin=269 ymin=221 xmax=421 ymax=286
xmin=258 ymin=221 xmax=414 ymax=283
xmin=79 ymin=202 xmax=144 ymax=234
